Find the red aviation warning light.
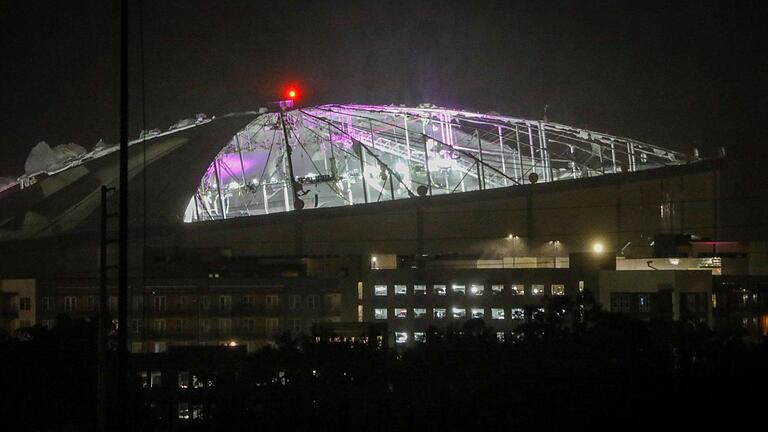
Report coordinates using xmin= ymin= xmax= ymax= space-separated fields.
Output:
xmin=276 ymin=85 xmax=300 ymax=110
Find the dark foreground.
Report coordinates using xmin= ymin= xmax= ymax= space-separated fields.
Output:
xmin=1 ymin=304 xmax=765 ymax=431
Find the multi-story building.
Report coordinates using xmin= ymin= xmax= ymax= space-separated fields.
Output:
xmin=4 ymin=103 xmax=765 ymax=348
xmin=0 ymin=278 xmax=36 ymax=334
xmin=361 ymin=266 xmax=574 ymax=345
xmin=131 ymin=345 xmax=248 ymax=428
xmin=34 ymin=274 xmax=342 ymax=353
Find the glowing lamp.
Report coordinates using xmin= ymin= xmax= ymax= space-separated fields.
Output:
xmin=286 ymin=87 xmax=298 ymax=99
xmin=593 ymin=242 xmax=604 ymax=253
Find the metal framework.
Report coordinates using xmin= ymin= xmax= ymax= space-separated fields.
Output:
xmin=184 ymin=104 xmax=690 ymax=222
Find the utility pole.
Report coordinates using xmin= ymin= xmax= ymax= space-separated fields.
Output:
xmin=117 ymin=0 xmax=130 ymax=428
xmin=97 ymin=186 xmax=117 ymax=431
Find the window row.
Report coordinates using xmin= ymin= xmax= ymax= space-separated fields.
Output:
xmin=139 ymin=317 xmax=313 ymax=335
xmin=373 ymin=283 xmax=565 ymax=297
xmin=394 ymin=331 xmax=510 ymax=344
xmin=373 ymin=306 xmax=545 ymax=321
xmin=40 ymin=293 xmax=331 ymax=313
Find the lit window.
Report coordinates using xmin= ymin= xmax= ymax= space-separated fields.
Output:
xmin=150 ymin=371 xmax=162 ymax=388
xmin=374 ymin=285 xmax=388 ymax=296
xmin=452 ymin=308 xmax=466 ymax=319
xmin=414 ymin=285 xmax=427 ymax=295
xmin=639 ymin=294 xmax=651 ymax=313
xmin=433 ymin=285 xmax=447 ymax=296
xmin=491 ymin=284 xmax=504 ymax=295
xmin=471 ymin=308 xmax=485 ymax=319
xmin=531 ymin=284 xmax=545 ymax=296
xmin=452 ymin=285 xmax=466 ymax=295
xmin=138 ymin=371 xmax=149 ymax=388
xmin=178 ymin=403 xmax=190 ymax=420
xmin=395 ymin=332 xmax=408 ymax=344
xmin=192 ymin=403 xmax=204 ymax=420
xmin=578 ymin=280 xmax=585 ymax=292
xmin=470 ymin=285 xmax=484 ymax=296
xmin=433 ymin=308 xmax=447 ymax=319
xmin=374 ymin=308 xmax=388 ymax=320
xmin=178 ymin=371 xmax=190 ymax=389
xmin=394 ymin=308 xmax=407 ymax=319
xmin=192 ymin=375 xmax=204 ymax=388
xmin=491 ymin=308 xmax=505 ymax=320
xmin=510 ymin=308 xmax=525 ymax=320
xmin=413 ymin=308 xmax=427 ymax=318
xmin=711 ymin=294 xmax=717 ymax=309
xmin=510 ymin=284 xmax=524 ymax=296
xmin=551 ymin=284 xmax=565 ymax=296
xmin=357 ymin=281 xmax=363 ymax=300
xmin=357 ymin=305 xmax=363 ymax=322
xmin=534 ymin=308 xmax=545 ymax=319
xmin=414 ymin=332 xmax=426 ymax=343
xmin=394 ymin=285 xmax=407 ymax=295
xmin=496 ymin=332 xmax=505 ymax=342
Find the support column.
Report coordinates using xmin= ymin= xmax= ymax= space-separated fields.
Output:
xmin=539 ymin=121 xmax=553 ymax=182
xmin=527 ymin=124 xmax=536 ymax=182
xmin=213 ymin=158 xmax=226 ymax=219
xmin=515 ymin=125 xmax=523 ymax=183
xmin=476 ymin=129 xmax=485 ymax=190
xmin=422 ymin=120 xmax=432 ymax=195
xmin=498 ymin=126 xmax=508 ymax=186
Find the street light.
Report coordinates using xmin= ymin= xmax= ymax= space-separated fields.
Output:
xmin=593 ymin=242 xmax=604 ymax=253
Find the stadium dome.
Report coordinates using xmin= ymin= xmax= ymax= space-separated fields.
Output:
xmin=185 ymin=104 xmax=688 ymax=222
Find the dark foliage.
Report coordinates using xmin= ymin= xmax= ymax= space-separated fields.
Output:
xmin=1 ymin=306 xmax=766 ymax=430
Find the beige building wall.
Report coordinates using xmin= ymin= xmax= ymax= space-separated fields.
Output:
xmin=0 ymin=278 xmax=37 ymax=331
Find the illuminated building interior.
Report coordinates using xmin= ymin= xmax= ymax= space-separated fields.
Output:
xmin=184 ymin=104 xmax=689 ymax=222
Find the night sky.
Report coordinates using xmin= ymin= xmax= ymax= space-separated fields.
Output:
xmin=1 ymin=0 xmax=766 ymax=178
